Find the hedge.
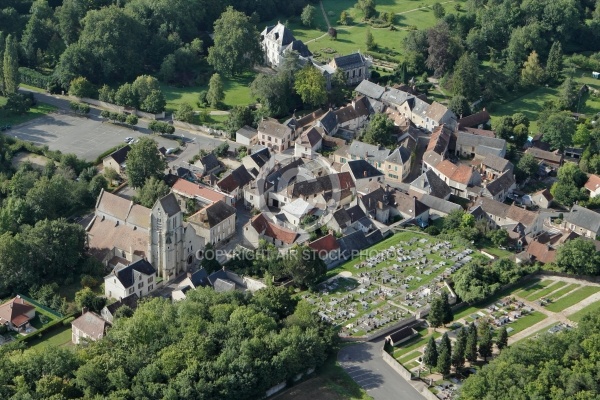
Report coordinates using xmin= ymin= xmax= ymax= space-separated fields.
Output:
xmin=94 ymin=145 xmax=123 ymax=165
xmin=18 ymin=313 xmax=76 ymax=344
xmin=19 ymin=67 xmax=51 ymax=90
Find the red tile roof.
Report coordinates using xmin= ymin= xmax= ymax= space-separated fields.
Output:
xmin=526 ymin=240 xmax=556 ymax=264
xmin=251 ymin=214 xmax=298 ymax=244
xmin=585 ymin=174 xmax=600 ymax=193
xmin=172 ymin=178 xmax=227 ymax=203
xmin=436 ymin=160 xmax=473 ymax=184
xmin=308 ymin=234 xmax=340 ymax=253
xmin=0 ymin=296 xmax=35 ymax=327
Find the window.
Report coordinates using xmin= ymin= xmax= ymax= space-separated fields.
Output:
xmin=148 ymin=276 xmax=153 ymax=283
xmin=148 ymin=285 xmax=153 ymax=291
xmin=129 ymin=288 xmax=134 ymax=294
xmin=268 ymin=136 xmax=272 ymax=141
xmin=340 ymin=158 xmax=346 ymax=163
xmin=138 ymin=282 xmax=144 ymax=289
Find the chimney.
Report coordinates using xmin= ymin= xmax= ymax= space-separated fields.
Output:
xmin=187 ymin=271 xmax=193 ymax=279
xmin=82 ymin=307 xmax=88 ymax=314
xmin=363 ymin=171 xmax=368 ymax=177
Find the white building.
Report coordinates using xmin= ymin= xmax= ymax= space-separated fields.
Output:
xmin=282 ymin=198 xmax=313 ymax=226
xmin=71 ymin=311 xmax=107 ymax=345
xmin=261 ymin=22 xmax=312 ymax=68
xmin=104 ymin=259 xmax=158 ymax=300
xmin=188 ymin=200 xmax=236 ymax=246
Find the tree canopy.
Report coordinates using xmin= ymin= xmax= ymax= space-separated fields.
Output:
xmin=125 ymin=137 xmax=167 ymax=188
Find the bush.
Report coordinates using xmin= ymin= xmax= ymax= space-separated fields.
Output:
xmin=125 ymin=114 xmax=138 ymax=126
xmin=69 ymin=77 xmax=96 ymax=98
xmin=62 ymin=316 xmax=75 ymax=326
xmin=148 ymin=120 xmax=175 ymax=134
xmin=69 ymin=102 xmax=90 ymax=115
xmin=425 ymin=226 xmax=440 ymax=236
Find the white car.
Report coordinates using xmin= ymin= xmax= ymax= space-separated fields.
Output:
xmin=124 ymin=137 xmax=133 ymax=143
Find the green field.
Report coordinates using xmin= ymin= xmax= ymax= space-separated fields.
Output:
xmin=490 ymin=69 xmax=600 ymax=133
xmin=160 ymin=71 xmax=255 ymax=112
xmin=568 ymin=301 xmax=600 ymax=323
xmin=525 ymin=281 xmax=567 ymax=301
xmin=545 ymin=286 xmax=600 ymax=313
xmin=0 ymin=97 xmax=57 ymax=126
xmin=515 ymin=279 xmax=553 ymax=299
xmin=545 ymin=283 xmax=580 ymax=301
xmin=25 ymin=326 xmax=73 ymax=353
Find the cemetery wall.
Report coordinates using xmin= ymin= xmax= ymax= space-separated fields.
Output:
xmin=381 ymin=347 xmax=439 ymax=400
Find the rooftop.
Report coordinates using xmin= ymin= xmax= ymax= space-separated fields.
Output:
xmin=355 ymin=80 xmax=385 ymax=100
xmin=435 ymin=160 xmax=474 ymax=184
xmin=565 ymin=205 xmax=600 ymax=234
xmin=236 ymin=125 xmax=258 ymax=139
xmin=346 ymin=159 xmax=384 ymax=180
xmin=410 ymin=169 xmax=451 ymax=199
xmin=282 ymin=198 xmax=313 ymax=219
xmin=0 ymin=296 xmax=35 ymax=328
xmin=585 ymin=174 xmax=600 ymax=193
xmin=107 ymin=259 xmax=156 ymax=289
xmin=258 ymin=119 xmax=292 ymax=138
xmin=71 ymin=311 xmax=107 ymax=339
xmin=308 ymin=234 xmax=340 ymax=253
xmin=172 ymin=178 xmax=227 ymax=203
xmin=188 ymin=200 xmax=236 ymax=228
xmin=250 ymin=213 xmax=298 ymax=244
xmin=105 ymin=145 xmax=131 ymax=165
xmin=456 ymin=131 xmax=506 ymax=151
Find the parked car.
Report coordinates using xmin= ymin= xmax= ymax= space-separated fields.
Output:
xmin=124 ymin=137 xmax=133 ymax=142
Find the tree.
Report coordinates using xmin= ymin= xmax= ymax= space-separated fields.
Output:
xmin=556 ymin=238 xmax=600 ymax=275
xmin=207 ymin=7 xmax=263 ymax=76
xmin=478 ymin=320 xmax=493 ymax=361
xmin=206 ymin=73 xmax=224 ymax=108
xmin=437 ymin=345 xmax=451 ymax=376
xmin=301 ymin=5 xmax=316 ymax=27
xmin=497 ymin=326 xmax=508 ymax=350
xmin=573 ymin=124 xmax=591 ymax=147
xmin=538 ymin=111 xmax=575 ymax=151
xmin=428 ymin=294 xmax=444 ymax=328
xmin=448 ymin=95 xmax=471 ymax=118
xmin=432 ymin=2 xmax=445 ymax=19
xmin=546 ymin=41 xmax=563 ymax=84
xmin=423 ymin=335 xmax=438 ymax=371
xmin=125 ymin=137 xmax=167 ymax=188
xmin=366 ymin=29 xmax=376 ymax=50
xmin=426 ymin=21 xmax=462 ymax=77
xmin=3 ymin=34 xmax=19 ymax=95
xmin=452 ymin=52 xmax=480 ymax=101
xmin=466 ymin=323 xmax=478 ymax=362
xmin=488 ymin=229 xmax=509 ymax=247
xmin=521 ymin=50 xmax=545 ymax=87
xmin=200 ymin=243 xmax=221 ymax=273
xmin=516 ymin=153 xmax=539 ymax=180
xmin=88 ymin=174 xmax=108 ymax=197
xmin=557 ymin=76 xmax=577 ymax=110
xmin=356 ymin=0 xmax=376 ymax=19
xmin=75 ymin=287 xmax=106 ymax=313
xmin=340 ymin=10 xmax=349 ymax=25
xmin=114 ymin=83 xmax=138 ymax=108
xmin=174 ymin=103 xmax=194 ymax=123
xmin=441 ymin=291 xmax=453 ymax=325
xmin=68 ymin=76 xmax=94 ymax=98
xmin=56 ymin=0 xmax=86 ymax=46
xmin=225 ymin=106 xmax=254 ymax=134
xmin=294 ymin=64 xmax=327 ymax=107
xmin=452 ymin=328 xmax=467 ymax=369
xmin=282 ymin=245 xmax=326 ymax=288
xmin=125 ymin=114 xmax=138 ymax=127
xmin=140 ymin=90 xmax=166 ymax=114
xmin=134 ymin=177 xmax=170 ymax=208
xmin=251 ymin=73 xmax=293 ymax=117
xmin=362 ymin=113 xmax=396 ymax=148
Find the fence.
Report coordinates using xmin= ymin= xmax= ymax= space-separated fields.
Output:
xmin=17 ymin=294 xmax=63 ymax=318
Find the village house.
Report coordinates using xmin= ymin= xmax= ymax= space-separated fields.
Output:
xmin=235 ymin=125 xmax=259 ymax=146
xmin=194 ymin=153 xmax=222 ymax=178
xmin=327 ymin=204 xmax=371 ymax=234
xmin=413 ymin=192 xmax=461 ymax=218
xmin=170 ymin=177 xmax=233 ymax=211
xmin=563 ymin=204 xmax=600 ymax=238
xmin=261 ymin=22 xmax=312 ymax=67
xmin=244 ymin=213 xmax=299 ymax=248
xmin=410 ymin=169 xmax=451 ymax=200
xmin=422 ymin=125 xmax=451 ymax=172
xmin=334 ymin=97 xmax=370 ymax=131
xmin=389 ymin=190 xmax=430 ymax=226
xmin=454 ymin=131 xmax=507 ymax=158
xmin=241 ymin=147 xmax=272 ymax=178
xmin=383 ymin=146 xmax=412 ymax=182
xmin=102 ymin=145 xmax=131 ymax=176
xmin=288 ymin=172 xmax=356 ymax=208
xmin=308 ymin=233 xmax=341 ymax=266
xmin=432 ymin=160 xmax=482 ymax=199
xmin=585 ymin=174 xmax=600 ymax=198
xmin=100 ymin=293 xmax=138 ymax=324
xmin=258 ymin=118 xmax=294 ymax=152
xmin=358 ymin=186 xmax=392 ymax=224
xmin=524 ymin=238 xmax=558 ymax=264
xmin=104 ymin=259 xmax=158 ymax=300
xmin=328 ymin=52 xmax=371 ymax=85
xmin=216 ymin=165 xmax=254 ymax=203
xmin=171 ymin=269 xmax=210 ymax=301
xmin=337 ymin=229 xmax=384 ymax=259
xmin=478 ymin=154 xmax=514 ymax=180
xmin=524 ymin=147 xmax=563 ymax=170
xmin=71 ymin=311 xmax=108 ymax=345
xmin=315 ymin=110 xmax=339 ymax=136
xmin=471 ymin=197 xmax=542 ymax=236
xmin=530 ymin=189 xmax=554 ymax=209
xmin=294 ymin=126 xmax=323 ymax=159
xmin=281 ymin=198 xmax=314 ymax=226
xmin=0 ymin=296 xmax=36 ymax=333
xmin=457 ymin=109 xmax=491 ymax=130
xmin=481 ymin=171 xmax=516 ymax=202
xmin=188 ymin=200 xmax=236 ymax=246
xmin=341 ymin=159 xmax=384 ymax=186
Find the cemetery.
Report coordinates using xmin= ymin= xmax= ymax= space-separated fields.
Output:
xmin=303 ymin=232 xmax=480 ymax=337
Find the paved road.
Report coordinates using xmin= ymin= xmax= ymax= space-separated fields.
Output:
xmin=13 ymin=89 xmax=238 ymax=162
xmin=338 ymin=340 xmax=425 ymax=400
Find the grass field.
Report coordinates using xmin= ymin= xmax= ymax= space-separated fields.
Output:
xmin=272 ymin=355 xmax=372 ymax=400
xmin=490 ymin=69 xmax=600 ymax=133
xmin=568 ymin=301 xmax=600 ymax=323
xmin=160 ymin=72 xmax=255 ymax=112
xmin=25 ymin=326 xmax=73 ymax=353
xmin=0 ymin=97 xmax=57 ymax=126
xmin=545 ymin=283 xmax=580 ymax=301
xmin=545 ymin=286 xmax=600 ymax=313
xmin=525 ymin=281 xmax=567 ymax=301
xmin=515 ymin=279 xmax=554 ymax=299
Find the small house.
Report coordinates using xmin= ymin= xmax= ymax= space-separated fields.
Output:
xmin=71 ymin=311 xmax=108 ymax=345
xmin=385 ymin=326 xmax=418 ymax=346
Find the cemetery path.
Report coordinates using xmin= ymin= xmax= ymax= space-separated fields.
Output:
xmin=339 ymin=341 xmax=425 ymax=400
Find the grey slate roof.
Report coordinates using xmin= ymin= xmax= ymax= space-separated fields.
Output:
xmin=107 ymin=145 xmax=131 ymax=164
xmin=332 ymin=52 xmax=367 ymax=69
xmin=158 ymin=193 xmax=181 ymax=216
xmin=236 ymin=125 xmax=258 ymax=139
xmin=200 ymin=153 xmax=220 ymax=172
xmin=265 ymin=159 xmax=304 ymax=191
xmin=249 ymin=147 xmax=271 ymax=168
xmin=217 ymin=165 xmax=254 ymax=193
xmin=481 ymin=154 xmax=513 ymax=173
xmin=104 ymin=293 xmax=139 ymax=316
xmin=346 ymin=140 xmax=390 ymax=163
xmin=262 ymin=23 xmax=295 ymax=46
xmin=332 ymin=205 xmax=367 ymax=228
xmin=410 ymin=170 xmax=451 ymax=199
xmin=319 ymin=111 xmax=338 ymax=134
xmin=355 ymin=80 xmax=385 ymax=100
xmin=456 ymin=131 xmax=506 ymax=151
xmin=386 ymin=147 xmax=411 ymax=164
xmin=208 ymin=269 xmax=246 ymax=291
xmin=381 ymin=87 xmax=413 ymax=107
xmin=565 ymin=205 xmax=600 ymax=234
xmin=114 ymin=259 xmax=156 ymax=289
xmin=188 ymin=269 xmax=209 ymax=287
xmin=284 ymin=40 xmax=312 ymax=58
xmin=417 ymin=194 xmax=461 ymax=215
xmin=205 ymin=201 xmax=236 ymax=227
xmin=347 ymin=160 xmax=384 ymax=180
xmin=485 ymin=171 xmax=515 ymax=196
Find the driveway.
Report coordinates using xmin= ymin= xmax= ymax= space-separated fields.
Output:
xmin=338 ymin=340 xmax=425 ymax=400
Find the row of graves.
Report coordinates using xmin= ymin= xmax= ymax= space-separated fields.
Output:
xmin=304 ymin=236 xmax=476 ymax=337
xmin=464 ymin=297 xmax=535 ymax=332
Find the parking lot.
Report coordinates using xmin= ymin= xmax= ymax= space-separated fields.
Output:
xmin=7 ymin=111 xmax=179 ymax=161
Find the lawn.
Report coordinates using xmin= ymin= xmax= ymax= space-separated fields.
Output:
xmin=545 ymin=283 xmax=580 ymax=301
xmin=160 ymin=71 xmax=255 ymax=113
xmin=392 ymin=328 xmax=441 ymax=358
xmin=525 ymin=281 xmax=567 ymax=301
xmin=514 ymin=279 xmax=554 ymax=299
xmin=505 ymin=311 xmax=547 ymax=336
xmin=568 ymin=301 xmax=600 ymax=323
xmin=271 ymin=354 xmax=373 ymax=400
xmin=25 ymin=326 xmax=73 ymax=353
xmin=0 ymin=97 xmax=57 ymax=126
xmin=545 ymin=286 xmax=600 ymax=313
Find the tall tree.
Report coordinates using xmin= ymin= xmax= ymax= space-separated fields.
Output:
xmin=3 ymin=34 xmax=19 ymax=95
xmin=521 ymin=50 xmax=545 ymax=87
xmin=516 ymin=153 xmax=539 ymax=180
xmin=225 ymin=105 xmax=254 ymax=134
xmin=366 ymin=28 xmax=376 ymax=50
xmin=466 ymin=323 xmax=478 ymax=363
xmin=437 ymin=345 xmax=451 ymax=377
xmin=441 ymin=291 xmax=453 ymax=326
xmin=546 ymin=41 xmax=563 ymax=84
xmin=423 ymin=335 xmax=438 ymax=371
xmin=356 ymin=0 xmax=376 ymax=19
xmin=56 ymin=0 xmax=86 ymax=45
xmin=537 ymin=111 xmax=575 ymax=151
xmin=125 ymin=137 xmax=167 ymax=188
xmin=452 ymin=52 xmax=480 ymax=101
xmin=294 ymin=64 xmax=327 ymax=107
xmin=207 ymin=7 xmax=263 ymax=76
xmin=428 ymin=294 xmax=444 ymax=329
xmin=448 ymin=95 xmax=471 ymax=118
xmin=134 ymin=177 xmax=170 ymax=208
xmin=301 ymin=4 xmax=316 ymax=27
xmin=432 ymin=2 xmax=445 ymax=19
xmin=497 ymin=326 xmax=508 ymax=350
xmin=557 ymin=76 xmax=577 ymax=110
xmin=451 ymin=328 xmax=467 ymax=369
xmin=556 ymin=238 xmax=600 ymax=275
xmin=282 ymin=245 xmax=326 ymax=289
xmin=362 ymin=113 xmax=396 ymax=148
xmin=207 ymin=73 xmax=224 ymax=108
xmin=426 ymin=21 xmax=462 ymax=77
xmin=478 ymin=320 xmax=493 ymax=361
